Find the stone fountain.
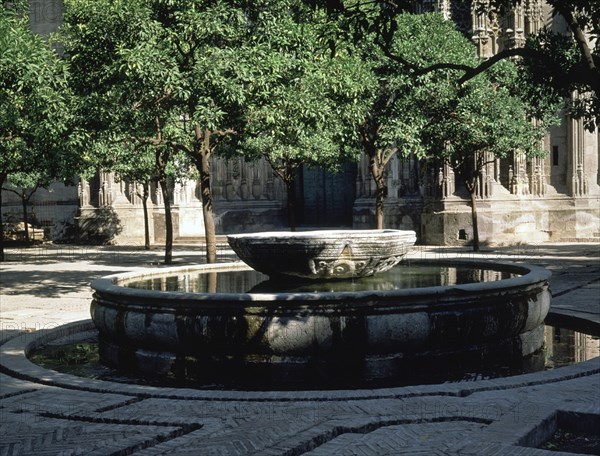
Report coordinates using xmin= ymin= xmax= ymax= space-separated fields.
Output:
xmin=90 ymin=229 xmax=551 ymax=388
xmin=227 ymin=229 xmax=417 ymax=280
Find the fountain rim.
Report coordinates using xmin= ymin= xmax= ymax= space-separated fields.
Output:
xmin=226 ymin=228 xmax=416 ymax=240
xmin=91 ymin=258 xmax=552 ymax=305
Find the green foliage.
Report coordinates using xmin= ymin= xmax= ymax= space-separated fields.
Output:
xmin=311 ymin=0 xmax=600 ymax=129
xmin=421 ymin=56 xmax=559 ymax=187
xmin=30 ymin=342 xmax=98 ymax=368
xmin=61 ymin=0 xmax=254 ymax=165
xmin=520 ymin=28 xmax=598 ymax=130
xmin=348 ymin=12 xmax=560 ymax=176
xmin=61 ymin=0 xmax=197 ymax=181
xmin=361 ymin=13 xmax=482 ymax=160
xmin=0 ymin=7 xmax=82 ymax=185
xmin=240 ymin=3 xmax=371 ymax=183
xmin=346 ymin=11 xmax=559 ymax=232
xmin=62 ymin=0 xmax=374 ymax=234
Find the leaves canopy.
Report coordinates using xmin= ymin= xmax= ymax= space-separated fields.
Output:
xmin=239 ymin=2 xmax=372 ymax=184
xmin=62 ymin=0 xmax=373 ymax=216
xmin=0 ymin=7 xmax=82 ymax=186
xmin=358 ymin=12 xmax=485 ymax=161
xmin=308 ymin=0 xmax=600 ymax=129
xmin=420 ymin=54 xmax=560 ymax=188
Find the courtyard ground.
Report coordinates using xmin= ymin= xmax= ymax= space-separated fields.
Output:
xmin=0 ymin=242 xmax=599 ymax=455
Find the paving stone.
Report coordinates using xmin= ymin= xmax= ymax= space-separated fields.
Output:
xmin=0 ymin=244 xmax=598 ymax=455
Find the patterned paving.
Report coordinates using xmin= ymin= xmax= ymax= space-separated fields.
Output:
xmin=1 ymin=244 xmax=599 ymax=455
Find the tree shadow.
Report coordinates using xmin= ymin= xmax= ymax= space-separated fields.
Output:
xmin=76 ymin=207 xmax=123 ymax=245
xmin=0 ymin=267 xmax=130 ymax=298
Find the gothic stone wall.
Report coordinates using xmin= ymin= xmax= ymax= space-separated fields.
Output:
xmin=418 ymin=196 xmax=600 ymax=246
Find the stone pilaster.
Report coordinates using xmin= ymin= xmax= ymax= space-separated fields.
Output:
xmin=98 ymin=172 xmax=112 ymax=207
xmin=472 ymin=0 xmax=492 ymax=57
xmin=438 ymin=162 xmax=456 ymax=198
xmin=529 ymin=156 xmax=547 ymax=196
xmin=78 ymin=178 xmax=91 ymax=207
xmin=568 ymin=113 xmax=589 ymax=196
xmin=436 ymin=0 xmax=452 ymax=20
xmin=509 ymin=152 xmax=530 ymax=196
xmin=501 ymin=4 xmax=526 ymax=50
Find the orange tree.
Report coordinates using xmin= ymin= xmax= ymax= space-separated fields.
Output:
xmin=1 ymin=5 xmax=83 ymax=259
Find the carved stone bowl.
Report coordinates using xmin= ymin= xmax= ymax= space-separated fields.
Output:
xmin=227 ymin=229 xmax=417 ymax=280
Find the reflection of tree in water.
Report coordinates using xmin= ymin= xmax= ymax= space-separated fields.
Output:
xmin=127 ymin=270 xmax=268 ymax=293
xmin=124 ymin=266 xmax=516 ymax=293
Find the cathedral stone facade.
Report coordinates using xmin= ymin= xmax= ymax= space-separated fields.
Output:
xmin=412 ymin=0 xmax=600 ymax=244
xmin=3 ymin=0 xmax=598 ymax=246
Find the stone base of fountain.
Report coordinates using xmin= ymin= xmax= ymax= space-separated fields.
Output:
xmin=91 ymin=259 xmax=551 ymax=388
xmin=97 ymin=325 xmax=545 ymax=388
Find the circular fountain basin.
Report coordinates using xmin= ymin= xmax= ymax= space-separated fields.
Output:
xmin=90 ymin=259 xmax=551 ymax=388
xmin=227 ymin=229 xmax=417 ymax=280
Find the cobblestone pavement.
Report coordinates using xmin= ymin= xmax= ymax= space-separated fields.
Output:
xmin=1 ymin=243 xmax=599 ymax=455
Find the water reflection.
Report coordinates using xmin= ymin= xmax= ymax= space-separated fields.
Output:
xmin=29 ymin=325 xmax=599 ymax=389
xmin=545 ymin=326 xmax=600 ymax=368
xmin=124 ymin=264 xmax=517 ymax=294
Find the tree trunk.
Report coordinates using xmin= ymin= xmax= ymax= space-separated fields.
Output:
xmin=469 ymin=188 xmax=480 ymax=252
xmin=369 ymin=153 xmax=385 ymax=230
xmin=207 ymin=272 xmax=217 ymax=293
xmin=159 ymin=179 xmax=173 ymax=264
xmin=196 ymin=126 xmax=217 ymax=264
xmin=21 ymin=192 xmax=29 ymax=243
xmin=374 ymin=178 xmax=385 ymax=230
xmin=142 ymin=182 xmax=150 ymax=250
xmin=0 ymin=175 xmax=5 ymax=261
xmin=286 ymin=178 xmax=297 ymax=231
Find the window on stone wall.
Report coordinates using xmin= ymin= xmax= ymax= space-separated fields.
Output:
xmin=552 ymin=146 xmax=559 ymax=166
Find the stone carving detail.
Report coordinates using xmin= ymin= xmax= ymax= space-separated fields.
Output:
xmin=265 ymin=169 xmax=276 ymax=200
xmin=510 ymin=153 xmax=531 ymax=195
xmin=502 ymin=3 xmax=526 ymax=49
xmin=225 ymin=161 xmax=239 ymax=201
xmin=308 ymin=256 xmax=404 ymax=279
xmin=450 ymin=0 xmax=472 ymax=34
xmin=524 ymin=0 xmax=544 ymax=34
xmin=210 ymin=157 xmax=279 ymax=202
xmin=355 ymin=155 xmax=422 ymax=200
xmin=569 ymin=108 xmax=593 ymax=197
xmin=472 ymin=0 xmax=492 ymax=56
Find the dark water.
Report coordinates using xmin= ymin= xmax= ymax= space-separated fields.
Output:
xmin=29 ymin=325 xmax=598 ymax=391
xmin=124 ymin=264 xmax=517 ymax=294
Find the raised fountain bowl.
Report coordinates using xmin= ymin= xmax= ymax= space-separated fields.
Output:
xmin=90 ymin=259 xmax=551 ymax=388
xmin=227 ymin=229 xmax=417 ymax=280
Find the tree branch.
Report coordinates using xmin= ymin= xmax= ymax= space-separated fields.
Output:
xmin=552 ymin=3 xmax=600 ymax=96
xmin=263 ymin=154 xmax=287 ymax=183
xmin=213 ymin=128 xmax=237 ymax=137
xmin=456 ymin=48 xmax=537 ymax=84
xmin=381 ymin=146 xmax=398 ymax=169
